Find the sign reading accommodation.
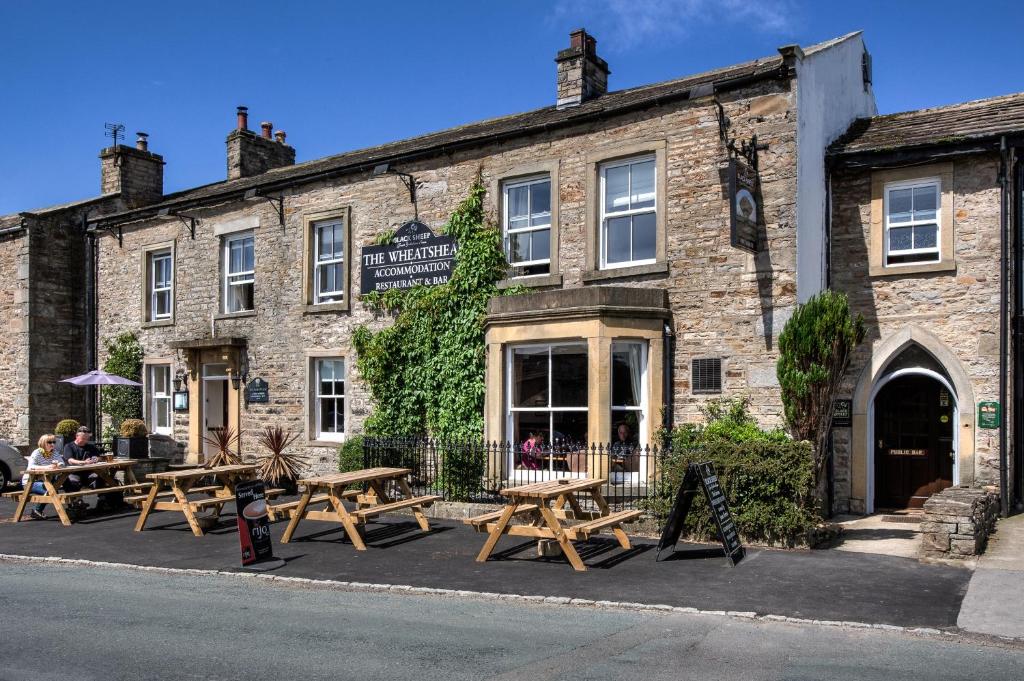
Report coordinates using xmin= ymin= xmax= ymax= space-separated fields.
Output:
xmin=728 ymin=157 xmax=760 ymax=254
xmin=245 ymin=378 xmax=269 ymax=403
xmin=360 ymin=220 xmax=457 ymax=294
xmin=656 ymin=461 xmax=744 ymax=567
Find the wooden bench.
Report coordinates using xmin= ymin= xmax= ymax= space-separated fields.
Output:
xmin=572 ymin=509 xmax=642 ymax=539
xmin=49 ymin=483 xmax=153 ymax=499
xmin=123 ymin=484 xmax=224 ymax=506
xmin=463 ymin=504 xmax=539 ymax=532
xmin=188 ymin=487 xmax=285 ymax=511
xmin=351 ymin=494 xmax=441 ymax=521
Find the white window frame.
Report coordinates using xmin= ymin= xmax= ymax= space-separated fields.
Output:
xmin=505 ymin=342 xmax=589 ymax=479
xmin=502 ymin=175 xmax=552 ymax=277
xmin=599 ymin=155 xmax=657 ymax=270
xmin=610 ymin=341 xmax=648 ymax=484
xmin=148 ymin=249 xmax=173 ymax=321
xmin=883 ymin=178 xmax=941 ymax=267
xmin=313 ymin=219 xmax=345 ymax=304
xmin=315 ymin=358 xmax=345 ymax=442
xmin=147 ymin=364 xmax=172 ymax=436
xmin=223 ymin=232 xmax=255 ymax=313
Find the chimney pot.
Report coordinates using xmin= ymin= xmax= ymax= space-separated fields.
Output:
xmin=135 ymin=132 xmax=149 ymax=152
xmin=260 ymin=121 xmax=273 ymax=139
xmin=236 ymin=106 xmax=249 ymax=131
xmin=556 ymin=29 xmax=609 ymax=109
xmin=274 ymin=130 xmax=286 ymax=144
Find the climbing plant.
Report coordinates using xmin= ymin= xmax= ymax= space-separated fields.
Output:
xmin=354 ymin=177 xmax=523 ymax=440
xmin=776 ymin=289 xmax=864 ymax=486
xmin=101 ymin=331 xmax=144 ymax=435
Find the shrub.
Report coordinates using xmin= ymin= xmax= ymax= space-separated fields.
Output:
xmin=101 ymin=332 xmax=144 ymax=431
xmin=202 ymin=426 xmax=241 ymax=468
xmin=256 ymin=426 xmax=306 ymax=486
xmin=119 ymin=419 xmax=148 ymax=438
xmin=54 ymin=419 xmax=80 ymax=439
xmin=338 ymin=435 xmax=365 ymax=473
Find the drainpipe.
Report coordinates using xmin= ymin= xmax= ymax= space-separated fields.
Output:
xmin=662 ymin=321 xmax=675 ymax=444
xmin=999 ymin=137 xmax=1010 ymax=517
xmin=1015 ymin=154 xmax=1024 ymax=511
xmin=83 ymin=214 xmax=97 ymax=434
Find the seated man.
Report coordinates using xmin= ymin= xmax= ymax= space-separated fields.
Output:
xmin=62 ymin=426 xmax=121 ymax=511
xmin=610 ymin=423 xmax=639 ymax=473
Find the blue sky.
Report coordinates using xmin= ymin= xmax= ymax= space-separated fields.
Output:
xmin=2 ymin=0 xmax=1022 ymax=215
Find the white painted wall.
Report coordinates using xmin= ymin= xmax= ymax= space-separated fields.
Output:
xmin=794 ymin=33 xmax=877 ymax=302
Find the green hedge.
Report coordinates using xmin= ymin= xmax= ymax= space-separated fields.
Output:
xmin=645 ymin=439 xmax=819 ymax=547
xmin=337 ymin=435 xmax=365 ymax=473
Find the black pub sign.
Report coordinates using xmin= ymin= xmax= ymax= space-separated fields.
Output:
xmin=728 ymin=156 xmax=760 ymax=254
xmin=245 ymin=378 xmax=269 ymax=404
xmin=832 ymin=399 xmax=852 ymax=428
xmin=360 ymin=220 xmax=457 ymax=294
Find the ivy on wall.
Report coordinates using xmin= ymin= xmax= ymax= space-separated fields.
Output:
xmin=353 ymin=178 xmax=524 ymax=439
xmin=101 ymin=331 xmax=144 ymax=439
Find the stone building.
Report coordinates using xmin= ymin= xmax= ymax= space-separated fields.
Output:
xmin=828 ymin=94 xmax=1024 ymax=514
xmin=71 ymin=31 xmax=875 ymax=484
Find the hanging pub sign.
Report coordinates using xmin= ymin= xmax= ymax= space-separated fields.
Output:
xmin=245 ymin=378 xmax=269 ymax=404
xmin=360 ymin=220 xmax=457 ymax=294
xmin=656 ymin=461 xmax=744 ymax=567
xmin=832 ymin=399 xmax=852 ymax=428
xmin=727 ymin=156 xmax=760 ymax=254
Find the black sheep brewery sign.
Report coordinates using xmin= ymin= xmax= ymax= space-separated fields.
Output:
xmin=728 ymin=156 xmax=761 ymax=254
xmin=360 ymin=220 xmax=457 ymax=294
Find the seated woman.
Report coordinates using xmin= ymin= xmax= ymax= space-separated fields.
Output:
xmin=22 ymin=434 xmax=65 ymax=520
xmin=520 ymin=432 xmax=542 ymax=471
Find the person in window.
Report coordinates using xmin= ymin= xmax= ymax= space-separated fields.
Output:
xmin=62 ymin=426 xmax=121 ymax=511
xmin=610 ymin=422 xmax=638 ymax=473
xmin=23 ymin=434 xmax=64 ymax=520
xmin=521 ymin=431 xmax=542 ymax=470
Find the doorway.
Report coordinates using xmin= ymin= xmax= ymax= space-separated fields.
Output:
xmin=202 ymin=363 xmax=229 ymax=459
xmin=873 ymin=372 xmax=955 ymax=509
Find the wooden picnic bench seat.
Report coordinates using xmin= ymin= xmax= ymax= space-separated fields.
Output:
xmin=1 ymin=490 xmax=23 ymax=499
xmin=49 ymin=482 xmax=154 ymax=499
xmin=187 ymin=487 xmax=285 ymax=511
xmin=351 ymin=494 xmax=441 ymax=520
xmin=123 ymin=484 xmax=224 ymax=505
xmin=572 ymin=509 xmax=642 ymax=538
xmin=268 ymin=489 xmax=361 ymax=513
xmin=463 ymin=504 xmax=539 ymax=531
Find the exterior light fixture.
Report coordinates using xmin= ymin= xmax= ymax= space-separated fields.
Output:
xmin=372 ymin=162 xmax=418 ymax=218
xmin=243 ymin=188 xmax=285 ymax=227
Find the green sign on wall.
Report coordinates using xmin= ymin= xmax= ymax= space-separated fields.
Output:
xmin=978 ymin=401 xmax=1001 ymax=429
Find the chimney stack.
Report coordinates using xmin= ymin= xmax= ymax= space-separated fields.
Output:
xmin=274 ymin=130 xmax=286 ymax=144
xmin=555 ymin=29 xmax=609 ymax=109
xmin=100 ymin=132 xmax=164 ymax=207
xmin=226 ymin=107 xmax=295 ymax=180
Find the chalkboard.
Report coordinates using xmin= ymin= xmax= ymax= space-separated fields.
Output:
xmin=656 ymin=461 xmax=744 ymax=566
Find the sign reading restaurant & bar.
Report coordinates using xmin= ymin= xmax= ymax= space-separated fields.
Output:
xmin=360 ymin=220 xmax=457 ymax=294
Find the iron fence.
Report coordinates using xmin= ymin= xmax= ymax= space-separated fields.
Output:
xmin=361 ymin=437 xmax=671 ymax=513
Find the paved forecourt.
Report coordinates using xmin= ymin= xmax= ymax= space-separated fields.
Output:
xmin=0 ymin=497 xmax=971 ymax=629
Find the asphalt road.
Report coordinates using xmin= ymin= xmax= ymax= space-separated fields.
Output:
xmin=0 ymin=561 xmax=1020 ymax=681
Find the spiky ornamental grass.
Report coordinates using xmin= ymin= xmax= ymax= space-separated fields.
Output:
xmin=256 ymin=425 xmax=307 ymax=484
xmin=776 ymin=289 xmax=864 ymax=486
xmin=202 ymin=426 xmax=242 ymax=468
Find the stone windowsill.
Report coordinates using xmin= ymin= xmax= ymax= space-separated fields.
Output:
xmin=308 ymin=439 xmax=345 ymax=448
xmin=214 ymin=310 xmax=257 ymax=321
xmin=582 ymin=261 xmax=669 ymax=283
xmin=496 ymin=273 xmax=563 ymax=290
xmin=140 ymin=318 xmax=175 ymax=329
xmin=303 ymin=301 xmax=350 ymax=315
xmin=869 ymin=260 xmax=956 ymax=278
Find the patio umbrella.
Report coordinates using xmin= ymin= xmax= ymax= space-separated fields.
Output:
xmin=60 ymin=369 xmax=142 ymax=387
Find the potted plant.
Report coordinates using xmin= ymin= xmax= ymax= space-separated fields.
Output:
xmin=202 ymin=426 xmax=242 ymax=468
xmin=256 ymin=426 xmax=307 ymax=494
xmin=117 ymin=419 xmax=149 ymax=458
xmin=54 ymin=419 xmax=80 ymax=454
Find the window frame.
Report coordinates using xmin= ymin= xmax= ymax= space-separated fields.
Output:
xmin=145 ymin=363 xmax=173 ymax=436
xmin=140 ymin=241 xmax=175 ymax=327
xmin=502 ymin=174 xmax=552 ymax=278
xmin=223 ymin=231 xmax=255 ymax=314
xmin=313 ymin=218 xmax=346 ymax=305
xmin=148 ymin=249 xmax=173 ymax=322
xmin=883 ymin=178 xmax=941 ymax=267
xmin=599 ymin=154 xmax=658 ymax=270
xmin=302 ymin=207 xmax=351 ymax=312
xmin=314 ymin=357 xmax=346 ymax=442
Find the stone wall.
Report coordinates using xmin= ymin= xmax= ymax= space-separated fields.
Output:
xmin=830 ymin=154 xmax=1004 ymax=513
xmin=95 ymin=78 xmax=800 ymax=475
xmin=920 ymin=486 xmax=999 ymax=559
xmin=0 ymin=220 xmax=30 ymax=448
xmin=226 ymin=130 xmax=295 ymax=180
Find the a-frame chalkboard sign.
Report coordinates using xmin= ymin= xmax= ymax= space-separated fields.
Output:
xmin=656 ymin=461 xmax=744 ymax=566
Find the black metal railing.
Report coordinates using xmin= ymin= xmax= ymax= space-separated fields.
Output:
xmin=361 ymin=437 xmax=669 ymax=512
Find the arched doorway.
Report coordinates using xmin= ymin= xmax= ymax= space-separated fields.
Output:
xmin=873 ymin=370 xmax=955 ymax=508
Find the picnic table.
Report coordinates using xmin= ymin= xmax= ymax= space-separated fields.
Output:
xmin=278 ymin=467 xmax=440 ymax=550
xmin=465 ymin=477 xmax=641 ymax=572
xmin=13 ymin=459 xmax=148 ymax=526
xmin=133 ymin=464 xmax=265 ymax=536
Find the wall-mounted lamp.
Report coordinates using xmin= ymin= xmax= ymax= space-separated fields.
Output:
xmin=243 ymin=188 xmax=285 ymax=228
xmin=173 ymin=367 xmax=188 ymax=392
xmin=157 ymin=207 xmax=201 ymax=239
xmin=230 ymin=348 xmax=250 ymax=391
xmin=372 ymin=163 xmax=418 ymax=219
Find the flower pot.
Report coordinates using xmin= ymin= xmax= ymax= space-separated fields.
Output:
xmin=116 ymin=436 xmax=149 ymax=459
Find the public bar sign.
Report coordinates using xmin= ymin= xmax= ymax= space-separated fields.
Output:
xmin=360 ymin=220 xmax=457 ymax=294
xmin=832 ymin=399 xmax=852 ymax=428
xmin=728 ymin=156 xmax=760 ymax=254
xmin=656 ymin=461 xmax=745 ymax=567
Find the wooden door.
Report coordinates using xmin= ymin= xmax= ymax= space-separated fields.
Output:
xmin=874 ymin=375 xmax=954 ymax=509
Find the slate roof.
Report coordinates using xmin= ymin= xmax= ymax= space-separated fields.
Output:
xmin=830 ymin=92 xmax=1024 ymax=158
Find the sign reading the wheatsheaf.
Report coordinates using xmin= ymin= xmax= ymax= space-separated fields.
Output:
xmin=360 ymin=220 xmax=457 ymax=294
xmin=728 ymin=156 xmax=760 ymax=254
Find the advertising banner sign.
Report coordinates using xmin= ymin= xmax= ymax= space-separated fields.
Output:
xmin=235 ymin=480 xmax=275 ymax=567
xmin=360 ymin=220 xmax=457 ymax=294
